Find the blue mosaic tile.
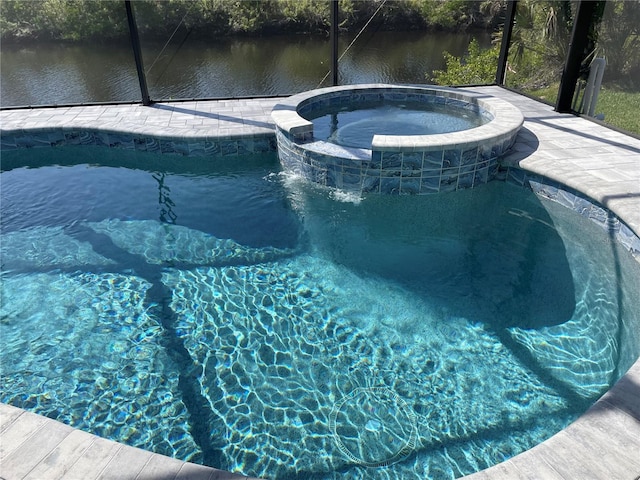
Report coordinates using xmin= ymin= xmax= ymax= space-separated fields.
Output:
xmin=159 ymin=139 xmax=177 ymax=154
xmin=460 ymin=147 xmax=478 ymax=166
xmin=145 ymin=138 xmax=161 ymax=152
xmin=439 ymin=179 xmax=458 ymax=193
xmin=93 ymin=132 xmax=110 ymax=148
xmin=237 ymin=140 xmax=252 ymax=156
xmin=497 ymin=167 xmax=640 ymax=259
xmin=342 ymin=173 xmax=361 ymax=188
xmin=529 ymin=180 xmax=558 ymax=200
xmin=323 ymin=155 xmax=342 ymax=170
xmin=47 ymin=131 xmax=66 ymax=146
xmin=370 ymin=151 xmax=383 ymax=168
xmin=474 ymin=166 xmax=490 ymax=185
xmin=442 ymin=166 xmax=459 ymax=180
xmin=361 ymin=175 xmax=381 ymax=193
xmin=186 ymin=141 xmax=206 ymax=156
xmin=442 ymin=149 xmax=461 ymax=168
xmin=400 ymin=178 xmax=420 ymax=194
xmin=16 ymin=134 xmax=45 ymax=148
xmin=478 ymin=143 xmax=494 ymax=161
xmin=587 ymin=212 xmax=607 ymax=231
xmin=402 ymin=152 xmax=423 ymax=170
xmin=494 ymin=166 xmax=509 ymax=182
xmin=0 ymin=137 xmax=17 ymax=150
xmin=491 ymin=142 xmax=503 ymax=158
xmin=204 ymin=141 xmax=221 ymax=155
xmin=405 ymin=93 xmax=423 ymax=103
xmin=108 ymin=133 xmax=135 ymax=149
xmin=457 ymin=172 xmax=474 ymax=189
xmin=220 ymin=140 xmax=238 ymax=156
xmin=171 ymin=141 xmax=190 ymax=156
xmin=420 ymin=178 xmax=440 ymax=194
xmin=343 ymin=163 xmax=361 ymax=176
xmin=605 ymin=215 xmax=621 ymax=234
xmin=253 ymin=137 xmax=271 ymax=153
xmin=459 ymin=163 xmax=475 ymax=175
xmin=298 ymin=151 xmax=310 ymax=166
xmin=488 ymin=162 xmax=500 ymax=179
xmin=133 ymin=137 xmax=148 ymax=151
xmin=402 ymin=166 xmax=422 ymax=178
xmin=389 ymin=93 xmax=408 ymax=102
xmin=380 ymin=177 xmax=401 ymax=194
xmin=556 ymin=189 xmax=577 ymax=210
xmin=381 ymin=152 xmax=402 ymax=169
xmin=445 ymin=98 xmax=467 ymax=109
xmin=618 ymin=223 xmax=640 ymax=256
xmin=424 ymin=151 xmax=443 ymax=169
xmin=363 ymin=167 xmax=382 ymax=180
xmin=381 ymin=168 xmax=402 ymax=178
xmin=362 ymin=93 xmax=385 ymax=103
xmin=326 ymin=166 xmax=341 ymax=187
xmin=506 ymin=167 xmax=527 ymax=186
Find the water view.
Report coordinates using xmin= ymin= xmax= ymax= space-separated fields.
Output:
xmin=0 ymin=31 xmax=490 ymax=107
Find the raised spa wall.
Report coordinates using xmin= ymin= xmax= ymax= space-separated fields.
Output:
xmin=272 ymin=84 xmax=525 ymax=194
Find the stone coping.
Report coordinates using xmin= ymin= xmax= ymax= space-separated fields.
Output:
xmin=271 ymin=84 xmax=525 ymax=194
xmin=270 ymin=83 xmax=524 ymax=151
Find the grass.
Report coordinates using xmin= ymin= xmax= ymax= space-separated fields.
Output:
xmin=524 ymin=84 xmax=640 ymax=136
xmin=595 ymin=89 xmax=640 ymax=135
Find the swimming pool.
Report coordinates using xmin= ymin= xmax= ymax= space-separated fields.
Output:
xmin=1 ymin=146 xmax=639 ymax=479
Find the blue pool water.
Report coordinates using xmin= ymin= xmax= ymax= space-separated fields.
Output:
xmin=1 ymin=146 xmax=639 ymax=479
xmin=308 ymin=101 xmax=488 ymax=149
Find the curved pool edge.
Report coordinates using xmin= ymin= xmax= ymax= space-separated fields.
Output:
xmin=460 ymin=360 xmax=640 ymax=480
xmin=458 ymin=88 xmax=640 ymax=480
xmin=272 ymin=84 xmax=525 ymax=194
xmin=0 ymin=402 xmax=260 ymax=480
xmin=1 ymin=87 xmax=639 ymax=479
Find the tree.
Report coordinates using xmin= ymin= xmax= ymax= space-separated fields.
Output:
xmin=430 ymin=38 xmax=500 ymax=85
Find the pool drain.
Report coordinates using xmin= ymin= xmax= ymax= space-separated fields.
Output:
xmin=329 ymin=387 xmax=417 ymax=467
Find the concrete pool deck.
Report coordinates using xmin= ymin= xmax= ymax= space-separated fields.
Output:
xmin=1 ymin=86 xmax=639 ymax=479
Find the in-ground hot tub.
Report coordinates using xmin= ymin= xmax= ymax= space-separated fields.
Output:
xmin=272 ymin=84 xmax=524 ymax=194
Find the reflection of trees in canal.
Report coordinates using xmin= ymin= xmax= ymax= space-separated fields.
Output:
xmin=0 ymin=31 xmax=488 ymax=106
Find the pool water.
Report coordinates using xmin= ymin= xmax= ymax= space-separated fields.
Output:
xmin=1 ymin=147 xmax=639 ymax=480
xmin=308 ymin=101 xmax=488 ymax=149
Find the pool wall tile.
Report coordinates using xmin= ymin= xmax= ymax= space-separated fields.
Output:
xmin=400 ymin=177 xmax=420 ymax=194
xmin=420 ymin=178 xmax=440 ymax=194
xmin=381 ymin=177 xmax=401 ymax=194
xmin=504 ymin=166 xmax=640 ymax=259
xmin=458 ymin=172 xmax=475 ymax=189
xmin=272 ymin=85 xmax=524 ymax=195
xmin=474 ymin=166 xmax=490 ymax=185
xmin=1 ymin=127 xmax=278 ymax=160
xmin=145 ymin=138 xmax=161 ymax=153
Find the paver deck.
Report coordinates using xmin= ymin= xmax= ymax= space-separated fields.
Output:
xmin=1 ymin=86 xmax=639 ymax=479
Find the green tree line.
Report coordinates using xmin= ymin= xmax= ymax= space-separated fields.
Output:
xmin=432 ymin=0 xmax=639 ymax=90
xmin=0 ymin=0 xmax=506 ymax=43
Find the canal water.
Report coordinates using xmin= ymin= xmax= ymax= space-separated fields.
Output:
xmin=0 ymin=31 xmax=490 ymax=107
